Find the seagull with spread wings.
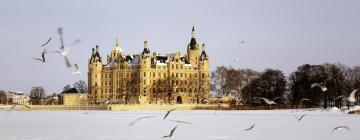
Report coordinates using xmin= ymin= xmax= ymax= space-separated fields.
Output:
xmin=128 ymin=116 xmax=157 ymax=126
xmin=163 ymin=109 xmax=175 ymax=120
xmin=331 ymin=125 xmax=351 ymax=134
xmin=244 ymin=124 xmax=256 ymax=131
xmin=162 ymin=125 xmax=177 ymax=138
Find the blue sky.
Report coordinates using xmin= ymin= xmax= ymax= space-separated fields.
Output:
xmin=1 ymin=0 xmax=360 ymax=94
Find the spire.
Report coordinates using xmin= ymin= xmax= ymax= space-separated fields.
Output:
xmin=142 ymin=40 xmax=150 ymax=56
xmin=192 ymin=25 xmax=195 ymax=38
xmin=202 ymin=43 xmax=205 ymax=51
xmin=115 ymin=38 xmax=119 ymax=48
xmin=189 ymin=25 xmax=197 ymax=50
xmin=144 ymin=40 xmax=148 ymax=49
xmin=96 ymin=45 xmax=99 ymax=53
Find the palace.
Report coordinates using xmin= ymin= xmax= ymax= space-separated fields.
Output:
xmin=88 ymin=26 xmax=210 ymax=104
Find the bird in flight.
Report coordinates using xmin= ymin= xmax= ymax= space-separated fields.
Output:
xmin=56 ymin=27 xmax=72 ymax=68
xmin=128 ymin=116 xmax=157 ymax=126
xmin=105 ymin=59 xmax=116 ymax=67
xmin=300 ymin=98 xmax=310 ymax=105
xmin=293 ymin=114 xmax=308 ymax=122
xmin=244 ymin=124 xmax=256 ymax=131
xmin=311 ymin=83 xmax=328 ymax=92
xmin=169 ymin=119 xmax=193 ymax=125
xmin=73 ymin=63 xmax=81 ymax=75
xmin=41 ymin=37 xmax=52 ymax=47
xmin=163 ymin=109 xmax=175 ymax=120
xmin=162 ymin=125 xmax=177 ymax=138
xmin=331 ymin=125 xmax=351 ymax=134
xmin=347 ymin=89 xmax=359 ymax=103
xmin=254 ymin=97 xmax=277 ymax=105
xmin=8 ymin=103 xmax=31 ymax=111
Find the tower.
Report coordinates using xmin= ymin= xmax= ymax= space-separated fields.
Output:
xmin=88 ymin=45 xmax=103 ymax=104
xmin=140 ymin=40 xmax=152 ymax=99
xmin=198 ymin=43 xmax=210 ymax=103
xmin=187 ymin=26 xmax=199 ymax=67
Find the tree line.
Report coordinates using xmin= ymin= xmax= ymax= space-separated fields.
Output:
xmin=211 ymin=63 xmax=360 ymax=108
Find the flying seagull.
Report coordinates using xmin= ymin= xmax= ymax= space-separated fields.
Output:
xmin=300 ymin=98 xmax=310 ymax=105
xmin=244 ymin=124 xmax=256 ymax=131
xmin=293 ymin=114 xmax=308 ymax=122
xmin=8 ymin=103 xmax=31 ymax=111
xmin=41 ymin=37 xmax=52 ymax=47
xmin=57 ymin=27 xmax=72 ymax=68
xmin=331 ymin=125 xmax=351 ymax=134
xmin=334 ymin=95 xmax=345 ymax=101
xmin=254 ymin=97 xmax=277 ymax=105
xmin=73 ymin=63 xmax=81 ymax=75
xmin=163 ymin=109 xmax=175 ymax=120
xmin=169 ymin=119 xmax=193 ymax=125
xmin=311 ymin=83 xmax=327 ymax=92
xmin=105 ymin=59 xmax=116 ymax=67
xmin=128 ymin=116 xmax=157 ymax=126
xmin=347 ymin=89 xmax=359 ymax=103
xmin=162 ymin=125 xmax=177 ymax=138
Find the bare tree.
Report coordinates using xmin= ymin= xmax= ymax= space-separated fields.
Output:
xmin=73 ymin=80 xmax=88 ymax=93
xmin=30 ymin=86 xmax=46 ymax=105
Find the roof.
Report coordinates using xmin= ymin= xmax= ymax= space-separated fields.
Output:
xmin=61 ymin=88 xmax=78 ymax=94
xmin=189 ymin=38 xmax=197 ymax=50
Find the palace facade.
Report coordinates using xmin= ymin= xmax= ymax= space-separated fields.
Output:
xmin=88 ymin=26 xmax=210 ymax=104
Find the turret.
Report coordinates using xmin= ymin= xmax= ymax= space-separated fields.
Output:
xmin=187 ymin=26 xmax=199 ymax=67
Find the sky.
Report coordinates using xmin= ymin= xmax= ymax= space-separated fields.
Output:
xmin=1 ymin=0 xmax=360 ymax=94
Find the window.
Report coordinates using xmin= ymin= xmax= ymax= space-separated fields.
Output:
xmin=181 ymin=65 xmax=183 ymax=69
xmin=172 ymin=64 xmax=174 ymax=69
xmin=176 ymin=64 xmax=178 ymax=69
xmin=180 ymin=73 xmax=183 ymax=77
xmin=153 ymin=72 xmax=155 ymax=77
xmin=185 ymin=73 xmax=187 ymax=78
xmin=144 ymin=72 xmax=146 ymax=77
xmin=176 ymin=73 xmax=178 ymax=78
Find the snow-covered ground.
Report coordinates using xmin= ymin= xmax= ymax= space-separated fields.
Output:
xmin=0 ymin=109 xmax=359 ymax=140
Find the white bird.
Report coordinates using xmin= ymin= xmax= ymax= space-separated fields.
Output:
xmin=244 ymin=124 xmax=256 ymax=131
xmin=300 ymin=98 xmax=310 ymax=105
xmin=162 ymin=125 xmax=177 ymax=138
xmin=255 ymin=97 xmax=277 ymax=105
xmin=347 ymin=89 xmax=359 ymax=103
xmin=105 ymin=59 xmax=116 ymax=67
xmin=128 ymin=116 xmax=157 ymax=126
xmin=8 ymin=103 xmax=31 ymax=111
xmin=331 ymin=125 xmax=351 ymax=134
xmin=73 ymin=63 xmax=81 ymax=75
xmin=56 ymin=27 xmax=72 ymax=68
xmin=169 ymin=119 xmax=193 ymax=125
xmin=293 ymin=114 xmax=308 ymax=122
xmin=163 ymin=109 xmax=175 ymax=120
xmin=334 ymin=95 xmax=345 ymax=101
xmin=311 ymin=83 xmax=327 ymax=92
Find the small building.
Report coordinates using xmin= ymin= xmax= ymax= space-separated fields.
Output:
xmin=0 ymin=91 xmax=30 ymax=105
xmin=59 ymin=88 xmax=89 ymax=105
